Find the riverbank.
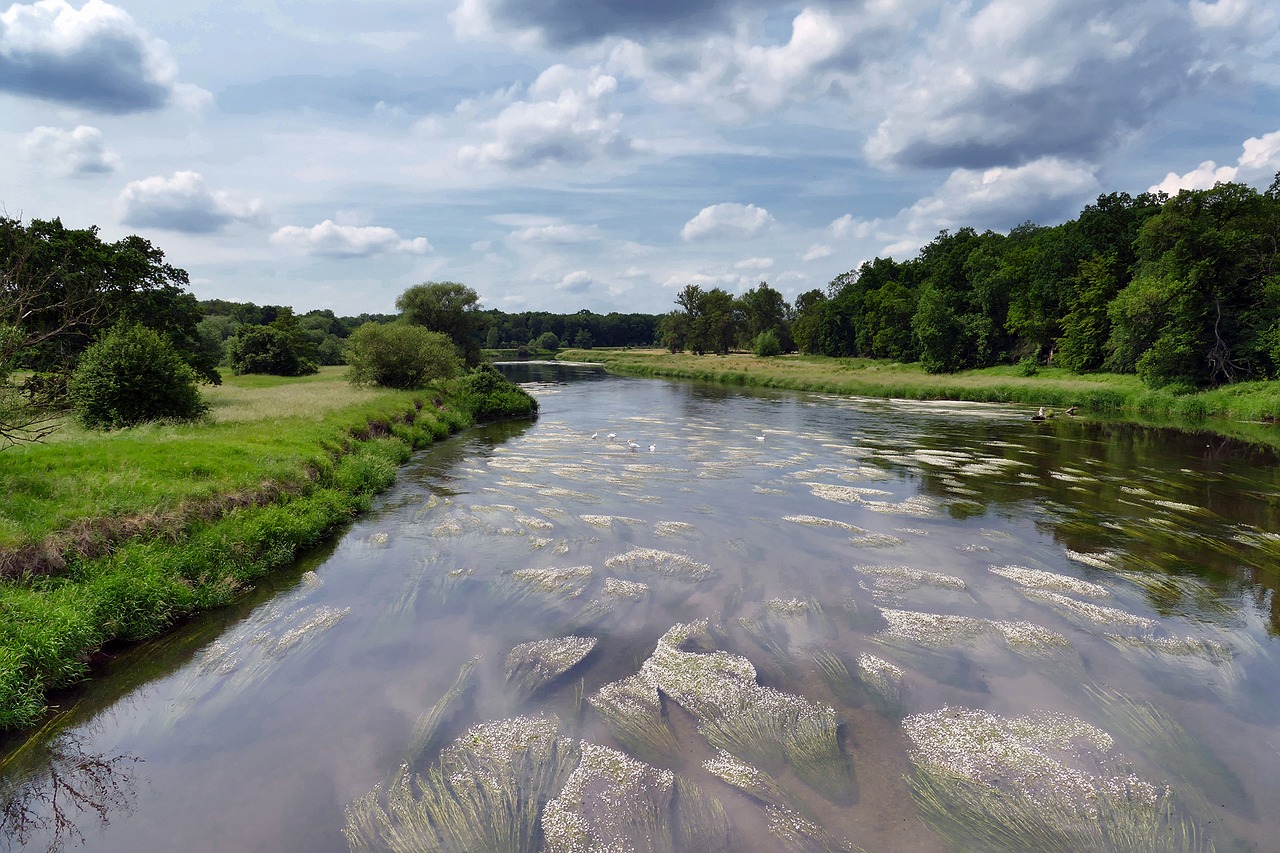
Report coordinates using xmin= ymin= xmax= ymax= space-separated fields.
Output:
xmin=558 ymin=348 xmax=1280 ymax=446
xmin=0 ymin=368 xmax=484 ymax=730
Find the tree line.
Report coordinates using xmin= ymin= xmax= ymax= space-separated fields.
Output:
xmin=663 ymin=178 xmax=1279 ymax=391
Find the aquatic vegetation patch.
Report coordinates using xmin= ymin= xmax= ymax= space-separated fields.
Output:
xmin=989 ymin=565 xmax=1110 ymax=598
xmin=902 ymin=707 xmax=1212 ymax=853
xmin=763 ymin=597 xmax=814 ymax=617
xmin=811 ymin=649 xmax=860 ymax=707
xmin=875 ymin=609 xmax=989 ymax=647
xmin=804 ymin=483 xmax=894 ymax=503
xmin=783 ymin=515 xmax=866 ymax=533
xmin=344 ymin=715 xmax=579 ymax=853
xmin=588 ymin=672 xmax=678 ymax=759
xmin=652 ymin=520 xmax=696 ymax=537
xmin=702 ymin=749 xmax=786 ymax=803
xmin=1022 ymin=590 xmax=1157 ymax=633
xmin=856 ymin=653 xmax=904 ymax=710
xmin=855 ymin=564 xmax=966 ymax=593
xmin=602 ymin=577 xmax=648 ymax=599
xmin=509 ymin=566 xmax=593 ymax=597
xmin=849 ymin=533 xmax=906 ymax=547
xmin=579 ymin=515 xmax=615 ymax=529
xmin=515 ymin=515 xmax=554 ymax=531
xmin=505 ymin=636 xmax=598 ymax=698
xmin=603 ymin=548 xmax=713 ymax=582
xmin=1064 ymin=549 xmax=1123 ymax=571
xmin=765 ymin=803 xmax=865 ymax=852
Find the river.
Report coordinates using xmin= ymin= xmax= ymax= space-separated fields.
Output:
xmin=3 ymin=363 xmax=1279 ymax=852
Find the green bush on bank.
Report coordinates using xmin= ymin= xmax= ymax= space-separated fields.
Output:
xmin=68 ymin=323 xmax=208 ymax=429
xmin=458 ymin=363 xmax=540 ymax=421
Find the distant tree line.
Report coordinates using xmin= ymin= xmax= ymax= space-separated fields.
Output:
xmin=665 ymin=178 xmax=1280 ymax=390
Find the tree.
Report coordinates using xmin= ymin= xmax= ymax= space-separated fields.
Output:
xmin=535 ymin=331 xmax=561 ymax=352
xmin=68 ymin=323 xmax=207 ymax=429
xmin=396 ymin=281 xmax=484 ymax=365
xmin=228 ymin=323 xmax=318 ymax=376
xmin=345 ymin=322 xmax=460 ymax=389
xmin=573 ymin=329 xmax=594 ymax=349
xmin=739 ymin=282 xmax=791 ymax=350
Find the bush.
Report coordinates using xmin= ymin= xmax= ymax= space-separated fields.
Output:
xmin=68 ymin=323 xmax=208 ymax=429
xmin=535 ymin=331 xmax=561 ymax=352
xmin=228 ymin=325 xmax=318 ymax=376
xmin=753 ymin=330 xmax=782 ymax=357
xmin=459 ymin=364 xmax=539 ymax=421
xmin=1017 ymin=355 xmax=1039 ymax=376
xmin=345 ymin=322 xmax=461 ymax=389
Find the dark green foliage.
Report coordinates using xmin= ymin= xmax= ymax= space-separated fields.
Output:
xmin=534 ymin=330 xmax=560 ymax=351
xmin=458 ymin=363 xmax=539 ymax=421
xmin=753 ymin=329 xmax=782 ymax=357
xmin=396 ymin=281 xmax=484 ymax=365
xmin=345 ymin=322 xmax=461 ymax=389
xmin=228 ymin=323 xmax=318 ymax=376
xmin=68 ymin=323 xmax=208 ymax=429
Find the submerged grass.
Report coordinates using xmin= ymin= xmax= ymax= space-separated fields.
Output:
xmin=0 ymin=368 xmax=492 ymax=731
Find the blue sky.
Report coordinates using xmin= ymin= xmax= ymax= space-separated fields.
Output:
xmin=4 ymin=0 xmax=1279 ymax=316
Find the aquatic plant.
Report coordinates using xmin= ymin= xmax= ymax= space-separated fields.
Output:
xmin=702 ymin=749 xmax=786 ymax=803
xmin=855 ymin=653 xmax=904 ymax=712
xmin=507 ymin=566 xmax=593 ymax=597
xmin=403 ymin=657 xmax=479 ymax=771
xmin=1023 ymin=590 xmax=1157 ymax=633
xmin=854 ymin=565 xmax=966 ymax=593
xmin=588 ymin=673 xmax=679 ymax=759
xmin=344 ymin=715 xmax=579 ymax=853
xmin=902 ymin=707 xmax=1214 ymax=853
xmin=653 ymin=520 xmax=696 ymax=537
xmin=602 ymin=577 xmax=648 ymax=600
xmin=541 ymin=742 xmax=676 ymax=853
xmin=504 ymin=636 xmax=597 ymax=698
xmin=765 ymin=803 xmax=866 ymax=852
xmin=811 ymin=650 xmax=860 ymax=707
xmin=782 ymin=515 xmax=866 ymax=533
xmin=603 ymin=548 xmax=713 ymax=582
xmin=988 ymin=565 xmax=1110 ymax=598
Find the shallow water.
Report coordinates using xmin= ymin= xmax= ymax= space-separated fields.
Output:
xmin=4 ymin=364 xmax=1280 ymax=852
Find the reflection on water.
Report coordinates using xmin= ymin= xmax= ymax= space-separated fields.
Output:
xmin=4 ymin=364 xmax=1280 ymax=852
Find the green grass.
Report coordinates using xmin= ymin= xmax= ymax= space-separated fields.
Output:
xmin=558 ymin=349 xmax=1280 ymax=447
xmin=0 ymin=366 xmax=484 ymax=730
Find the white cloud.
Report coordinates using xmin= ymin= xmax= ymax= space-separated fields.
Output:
xmin=457 ymin=65 xmax=634 ymax=169
xmin=270 ymin=220 xmax=432 ymax=257
xmin=24 ymin=124 xmax=120 ymax=175
xmin=555 ymin=270 xmax=593 ymax=292
xmin=1149 ymin=129 xmax=1280 ymax=194
xmin=734 ymin=256 xmax=774 ymax=271
xmin=0 ymin=0 xmax=205 ymax=112
xmin=681 ymin=202 xmax=773 ymax=241
xmin=802 ymin=244 xmax=833 ymax=261
xmin=119 ymin=171 xmax=262 ymax=233
xmin=508 ymin=223 xmax=601 ymax=243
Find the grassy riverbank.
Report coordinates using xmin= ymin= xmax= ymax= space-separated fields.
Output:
xmin=0 ymin=367 xmax=482 ymax=730
xmin=558 ymin=348 xmax=1280 ymax=445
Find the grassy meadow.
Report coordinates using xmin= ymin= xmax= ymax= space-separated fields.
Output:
xmin=558 ymin=349 xmax=1280 ymax=446
xmin=0 ymin=367 xmax=476 ymax=730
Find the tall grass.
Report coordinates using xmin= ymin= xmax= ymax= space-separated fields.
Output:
xmin=0 ymin=368 xmax=483 ymax=731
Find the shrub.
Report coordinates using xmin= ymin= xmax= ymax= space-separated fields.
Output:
xmin=753 ymin=330 xmax=782 ymax=357
xmin=535 ymin=331 xmax=561 ymax=352
xmin=1017 ymin=355 xmax=1039 ymax=376
xmin=459 ymin=363 xmax=539 ymax=421
xmin=69 ymin=323 xmax=208 ymax=429
xmin=345 ymin=322 xmax=461 ymax=389
xmin=228 ymin=325 xmax=318 ymax=376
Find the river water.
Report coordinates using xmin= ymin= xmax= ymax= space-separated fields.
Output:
xmin=3 ymin=363 xmax=1280 ymax=852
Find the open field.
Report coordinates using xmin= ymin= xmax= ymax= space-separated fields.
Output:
xmin=558 ymin=349 xmax=1280 ymax=447
xmin=0 ymin=367 xmax=477 ymax=729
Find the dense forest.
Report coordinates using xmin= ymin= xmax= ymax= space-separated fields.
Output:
xmin=672 ymin=177 xmax=1280 ymax=391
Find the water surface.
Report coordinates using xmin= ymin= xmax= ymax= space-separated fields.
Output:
xmin=4 ymin=365 xmax=1279 ymax=852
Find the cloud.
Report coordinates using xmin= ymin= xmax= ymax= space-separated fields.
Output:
xmin=0 ymin=0 xmax=199 ymax=113
xmin=1149 ymin=129 xmax=1280 ymax=194
xmin=24 ymin=124 xmax=120 ymax=175
xmin=555 ymin=270 xmax=594 ymax=292
xmin=681 ymin=202 xmax=773 ymax=241
xmin=801 ymin=244 xmax=832 ymax=261
xmin=270 ymin=220 xmax=432 ymax=257
xmin=865 ymin=0 xmax=1205 ymax=170
xmin=457 ymin=65 xmax=633 ymax=169
xmin=607 ymin=7 xmax=860 ymax=120
xmin=734 ymin=257 xmax=774 ymax=271
xmin=508 ymin=222 xmax=601 ymax=243
xmin=119 ymin=171 xmax=263 ymax=233
xmin=452 ymin=0 xmax=796 ymax=47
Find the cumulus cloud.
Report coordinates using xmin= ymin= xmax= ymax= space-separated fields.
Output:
xmin=508 ymin=222 xmax=601 ymax=243
xmin=733 ymin=257 xmax=773 ymax=271
xmin=1149 ymin=129 xmax=1280 ymax=195
xmin=270 ymin=220 xmax=432 ymax=257
xmin=681 ymin=202 xmax=773 ymax=241
xmin=608 ymin=7 xmax=859 ymax=120
xmin=801 ymin=244 xmax=833 ymax=261
xmin=0 ymin=0 xmax=200 ymax=112
xmin=555 ymin=270 xmax=594 ymax=292
xmin=119 ymin=171 xmax=262 ymax=233
xmin=865 ymin=0 xmax=1205 ymax=170
xmin=457 ymin=64 xmax=633 ymax=169
xmin=24 ymin=124 xmax=120 ymax=175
